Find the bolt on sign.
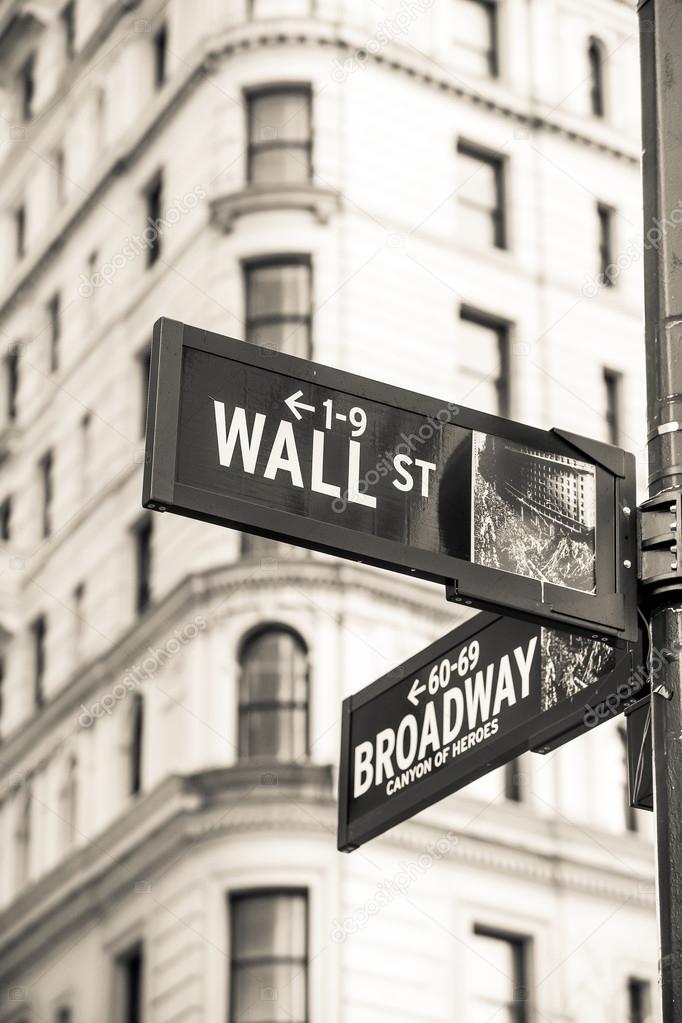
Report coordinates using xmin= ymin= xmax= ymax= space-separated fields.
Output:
xmin=337 ymin=612 xmax=641 ymax=851
xmin=143 ymin=318 xmax=637 ymax=640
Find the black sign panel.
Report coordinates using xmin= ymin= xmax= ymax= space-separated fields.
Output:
xmin=338 ymin=613 xmax=641 ymax=851
xmin=143 ymin=318 xmax=637 ymax=639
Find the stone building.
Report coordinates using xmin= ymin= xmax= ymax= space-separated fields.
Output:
xmin=0 ymin=1 xmax=656 ymax=1022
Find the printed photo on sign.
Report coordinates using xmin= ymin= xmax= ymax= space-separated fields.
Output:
xmin=471 ymin=432 xmax=597 ymax=593
xmin=540 ymin=628 xmax=616 ymax=710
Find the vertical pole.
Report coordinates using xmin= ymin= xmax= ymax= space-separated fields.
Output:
xmin=638 ymin=1 xmax=682 ymax=1018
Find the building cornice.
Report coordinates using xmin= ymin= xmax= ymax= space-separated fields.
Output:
xmin=0 ymin=558 xmax=461 ymax=774
xmin=0 ymin=18 xmax=639 ymax=323
xmin=0 ymin=762 xmax=653 ymax=984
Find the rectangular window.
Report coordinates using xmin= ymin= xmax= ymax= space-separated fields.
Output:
xmin=628 ymin=977 xmax=652 ymax=1023
xmin=31 ymin=615 xmax=47 ymax=710
xmin=139 ymin=343 xmax=151 ymax=438
xmin=458 ymin=306 xmax=511 ymax=416
xmin=504 ymin=758 xmax=524 ymax=802
xmin=0 ymin=496 xmax=11 ymax=541
xmin=604 ymin=367 xmax=623 ymax=446
xmin=452 ymin=0 xmax=499 ymax=77
xmin=598 ymin=202 xmax=616 ymax=286
xmin=39 ymin=449 xmax=53 ymax=538
xmin=5 ymin=344 xmax=19 ymax=423
xmin=80 ymin=410 xmax=91 ymax=496
xmin=116 ymin=943 xmax=144 ymax=1023
xmin=133 ymin=515 xmax=153 ymax=613
xmin=153 ymin=23 xmax=167 ymax=89
xmin=0 ymin=655 xmax=5 ymax=738
xmin=457 ymin=141 xmax=507 ymax=248
xmin=129 ymin=692 xmax=144 ymax=795
xmin=143 ymin=173 xmax=163 ymax=267
xmin=229 ymin=891 xmax=308 ymax=1023
xmin=47 ymin=292 xmax=61 ymax=372
xmin=245 ymin=257 xmax=312 ymax=358
xmin=15 ymin=781 xmax=32 ymax=885
xmin=15 ymin=204 xmax=26 ymax=260
xmin=61 ymin=1 xmax=76 ymax=61
xmin=73 ymin=581 xmax=85 ymax=661
xmin=54 ymin=148 xmax=66 ymax=206
xmin=18 ymin=54 xmax=35 ymax=122
xmin=470 ymin=926 xmax=530 ymax=1022
xmin=247 ymin=86 xmax=312 ymax=184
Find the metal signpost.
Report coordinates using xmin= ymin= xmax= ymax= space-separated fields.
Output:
xmin=338 ymin=613 xmax=641 ymax=851
xmin=144 ymin=317 xmax=637 ymax=641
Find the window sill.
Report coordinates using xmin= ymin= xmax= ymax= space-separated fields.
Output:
xmin=210 ymin=184 xmax=341 ymax=232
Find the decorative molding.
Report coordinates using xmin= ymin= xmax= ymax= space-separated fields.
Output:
xmin=0 ymin=16 xmax=640 ymax=321
xmin=210 ymin=184 xmax=341 ymax=231
xmin=0 ymin=559 xmax=456 ymax=772
xmin=0 ymin=763 xmax=654 ymax=984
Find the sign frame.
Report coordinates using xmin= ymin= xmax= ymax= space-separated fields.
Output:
xmin=337 ymin=613 xmax=641 ymax=852
xmin=143 ymin=317 xmax=637 ymax=641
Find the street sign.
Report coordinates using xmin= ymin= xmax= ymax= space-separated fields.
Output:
xmin=143 ymin=317 xmax=637 ymax=640
xmin=337 ymin=612 xmax=641 ymax=851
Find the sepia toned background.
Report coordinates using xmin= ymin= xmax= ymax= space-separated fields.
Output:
xmin=0 ymin=1 xmax=656 ymax=1021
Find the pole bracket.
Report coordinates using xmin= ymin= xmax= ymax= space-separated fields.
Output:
xmin=638 ymin=491 xmax=682 ymax=606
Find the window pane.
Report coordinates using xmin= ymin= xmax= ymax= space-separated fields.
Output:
xmin=241 ymin=632 xmax=307 ymax=704
xmin=453 ymin=0 xmax=495 ymax=76
xmin=459 ymin=314 xmax=506 ymax=415
xmin=247 ymin=265 xmax=310 ymax=320
xmin=232 ymin=962 xmax=306 ymax=1022
xmin=469 ymin=931 xmax=525 ymax=1022
xmin=243 ymin=709 xmax=288 ymax=759
xmin=250 ymin=146 xmax=310 ymax=185
xmin=250 ymin=93 xmax=310 ymax=144
xmin=458 ymin=152 xmax=498 ymax=210
xmin=233 ymin=894 xmax=307 ymax=960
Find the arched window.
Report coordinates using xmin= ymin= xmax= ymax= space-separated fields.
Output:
xmin=238 ymin=627 xmax=309 ymax=761
xmin=588 ymin=37 xmax=605 ymax=117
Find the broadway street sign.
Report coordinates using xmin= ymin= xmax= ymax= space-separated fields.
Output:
xmin=337 ymin=612 xmax=642 ymax=851
xmin=143 ymin=318 xmax=637 ymax=640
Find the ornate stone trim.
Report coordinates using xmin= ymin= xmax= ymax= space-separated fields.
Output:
xmin=210 ymin=184 xmax=341 ymax=231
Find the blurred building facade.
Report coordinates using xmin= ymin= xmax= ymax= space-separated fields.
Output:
xmin=0 ymin=1 xmax=657 ymax=1022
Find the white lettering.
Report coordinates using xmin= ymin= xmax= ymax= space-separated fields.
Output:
xmin=311 ymin=429 xmax=341 ymax=498
xmin=213 ymin=402 xmax=265 ymax=473
xmin=396 ymin=715 xmax=418 ymax=769
xmin=414 ymin=458 xmax=437 ymax=497
xmin=513 ymin=637 xmax=538 ymax=698
xmin=442 ymin=687 xmax=464 ymax=744
xmin=353 ymin=740 xmax=374 ymax=798
xmin=263 ymin=420 xmax=304 ymax=487
xmin=348 ymin=440 xmax=377 ymax=508
xmin=464 ymin=664 xmax=494 ymax=727
xmin=375 ymin=727 xmax=396 ymax=785
xmin=417 ymin=702 xmax=440 ymax=759
xmin=492 ymin=654 xmax=516 ymax=716
xmin=392 ymin=454 xmax=414 ymax=492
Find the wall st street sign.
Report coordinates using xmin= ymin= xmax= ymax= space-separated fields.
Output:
xmin=143 ymin=317 xmax=637 ymax=640
xmin=337 ymin=612 xmax=642 ymax=851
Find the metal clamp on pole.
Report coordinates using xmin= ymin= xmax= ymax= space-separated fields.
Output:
xmin=638 ymin=491 xmax=682 ymax=606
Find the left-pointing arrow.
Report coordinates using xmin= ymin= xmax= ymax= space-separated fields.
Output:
xmin=408 ymin=678 xmax=426 ymax=707
xmin=285 ymin=389 xmax=316 ymax=420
